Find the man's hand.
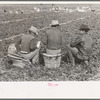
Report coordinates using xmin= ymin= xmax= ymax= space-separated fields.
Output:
xmin=83 ymin=55 xmax=89 ymax=61
xmin=37 ymin=41 xmax=41 ymax=48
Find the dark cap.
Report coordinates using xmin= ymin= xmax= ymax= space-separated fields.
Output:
xmin=79 ymin=24 xmax=90 ymax=32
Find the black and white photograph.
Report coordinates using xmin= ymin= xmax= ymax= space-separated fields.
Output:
xmin=0 ymin=2 xmax=100 ymax=82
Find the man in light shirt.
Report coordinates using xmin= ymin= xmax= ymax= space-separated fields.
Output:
xmin=15 ymin=26 xmax=41 ymax=65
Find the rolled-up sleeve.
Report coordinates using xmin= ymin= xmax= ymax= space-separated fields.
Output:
xmin=70 ymin=37 xmax=82 ymax=47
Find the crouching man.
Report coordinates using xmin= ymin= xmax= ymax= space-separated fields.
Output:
xmin=15 ymin=26 xmax=41 ymax=65
xmin=67 ymin=24 xmax=93 ymax=66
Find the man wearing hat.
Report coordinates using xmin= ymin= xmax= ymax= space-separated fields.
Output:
xmin=44 ymin=20 xmax=62 ymax=55
xmin=67 ymin=24 xmax=93 ymax=66
xmin=15 ymin=26 xmax=41 ymax=65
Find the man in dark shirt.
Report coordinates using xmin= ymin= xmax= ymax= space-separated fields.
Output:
xmin=15 ymin=26 xmax=41 ymax=64
xmin=44 ymin=20 xmax=62 ymax=55
xmin=67 ymin=24 xmax=93 ymax=66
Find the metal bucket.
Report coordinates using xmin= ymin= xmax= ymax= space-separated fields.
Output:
xmin=43 ymin=53 xmax=61 ymax=68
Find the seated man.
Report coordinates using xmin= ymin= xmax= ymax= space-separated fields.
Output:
xmin=67 ymin=24 xmax=93 ymax=66
xmin=44 ymin=20 xmax=62 ymax=55
xmin=15 ymin=26 xmax=41 ymax=65
xmin=40 ymin=20 xmax=62 ymax=68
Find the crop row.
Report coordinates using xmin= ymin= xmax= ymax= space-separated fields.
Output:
xmin=0 ymin=12 xmax=100 ymax=58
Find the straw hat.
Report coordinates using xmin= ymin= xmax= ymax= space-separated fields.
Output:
xmin=79 ymin=24 xmax=90 ymax=32
xmin=50 ymin=20 xmax=59 ymax=26
xmin=29 ymin=26 xmax=38 ymax=35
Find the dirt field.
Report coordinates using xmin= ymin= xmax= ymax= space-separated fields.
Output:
xmin=0 ymin=4 xmax=100 ymax=81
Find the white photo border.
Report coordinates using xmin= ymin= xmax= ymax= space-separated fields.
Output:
xmin=0 ymin=1 xmax=100 ymax=99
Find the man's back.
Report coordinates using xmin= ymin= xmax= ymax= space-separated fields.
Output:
xmin=21 ymin=34 xmax=34 ymax=53
xmin=82 ymin=34 xmax=93 ymax=55
xmin=46 ymin=27 xmax=62 ymax=50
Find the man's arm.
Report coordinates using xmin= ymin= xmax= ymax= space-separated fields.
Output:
xmin=40 ymin=31 xmax=48 ymax=45
xmin=70 ymin=37 xmax=83 ymax=47
xmin=15 ymin=38 xmax=21 ymax=51
xmin=30 ymin=38 xmax=37 ymax=51
xmin=76 ymin=52 xmax=89 ymax=61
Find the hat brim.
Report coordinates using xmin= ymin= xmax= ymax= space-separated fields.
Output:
xmin=79 ymin=28 xmax=90 ymax=32
xmin=29 ymin=30 xmax=38 ymax=35
xmin=50 ymin=24 xmax=60 ymax=27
